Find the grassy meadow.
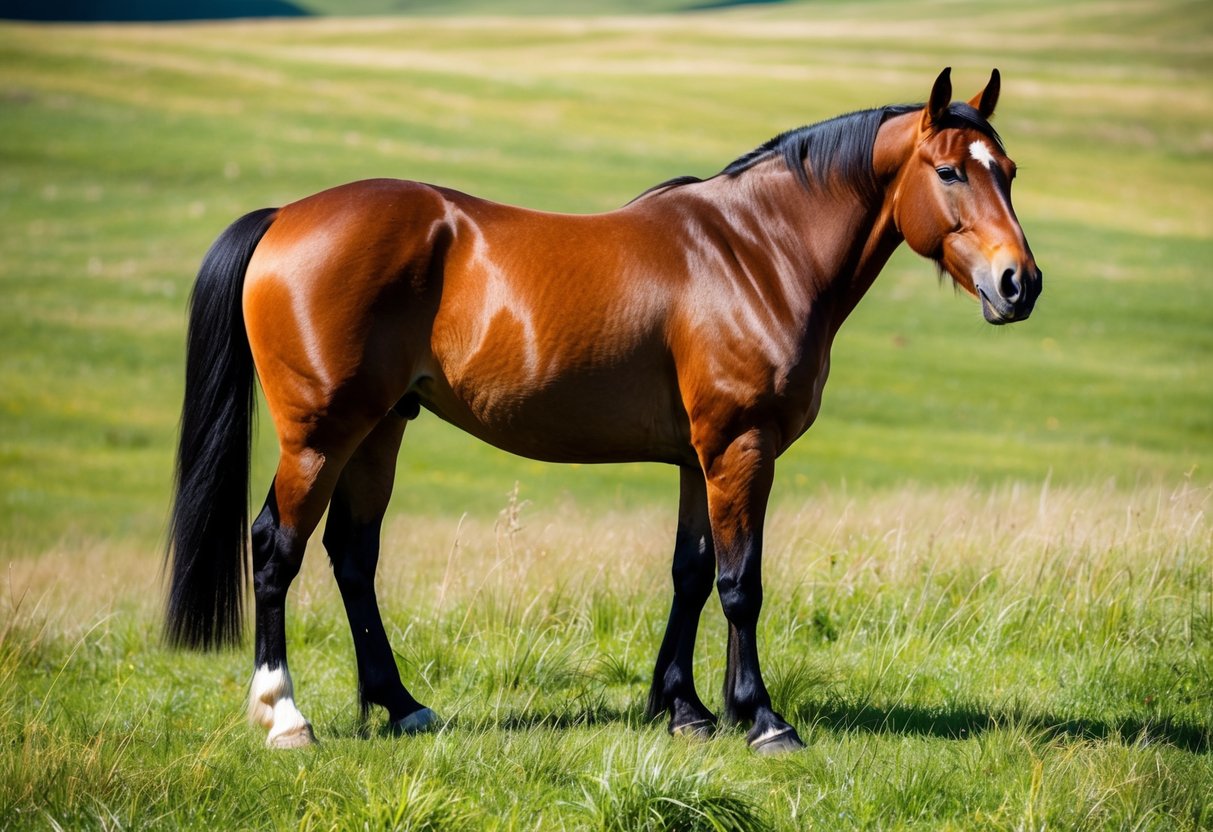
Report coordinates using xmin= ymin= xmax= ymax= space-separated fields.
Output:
xmin=1 ymin=0 xmax=1211 ymax=828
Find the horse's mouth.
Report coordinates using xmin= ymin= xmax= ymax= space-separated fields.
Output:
xmin=978 ymin=287 xmax=1015 ymax=325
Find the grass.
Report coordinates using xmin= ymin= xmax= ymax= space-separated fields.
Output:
xmin=2 ymin=0 xmax=1211 ymax=551
xmin=1 ymin=0 xmax=1211 ymax=828
xmin=3 ymin=483 xmax=1210 ymax=829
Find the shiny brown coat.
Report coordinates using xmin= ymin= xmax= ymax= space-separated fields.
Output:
xmin=167 ymin=68 xmax=1040 ymax=752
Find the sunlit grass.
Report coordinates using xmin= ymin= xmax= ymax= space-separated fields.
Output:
xmin=1 ymin=1 xmax=1211 ymax=553
xmin=3 ymin=482 xmax=1209 ymax=829
xmin=2 ymin=1 xmax=1211 ymax=828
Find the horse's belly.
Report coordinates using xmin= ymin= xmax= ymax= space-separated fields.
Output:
xmin=416 ymin=362 xmax=691 ymax=465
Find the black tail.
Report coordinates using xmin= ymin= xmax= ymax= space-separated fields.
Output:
xmin=166 ymin=207 xmax=277 ymax=650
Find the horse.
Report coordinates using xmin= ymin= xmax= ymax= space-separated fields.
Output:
xmin=166 ymin=68 xmax=1041 ymax=754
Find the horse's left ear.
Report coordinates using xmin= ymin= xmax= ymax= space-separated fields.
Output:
xmin=921 ymin=67 xmax=952 ymax=131
xmin=968 ymin=68 xmax=1000 ymax=119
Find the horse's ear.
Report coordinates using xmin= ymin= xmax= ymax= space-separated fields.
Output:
xmin=921 ymin=67 xmax=952 ymax=131
xmin=968 ymin=68 xmax=1000 ymax=119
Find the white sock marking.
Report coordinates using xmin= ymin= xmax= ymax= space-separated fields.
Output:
xmin=250 ymin=664 xmax=311 ymax=743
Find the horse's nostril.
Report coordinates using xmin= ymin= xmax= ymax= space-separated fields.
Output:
xmin=999 ymin=267 xmax=1021 ymax=302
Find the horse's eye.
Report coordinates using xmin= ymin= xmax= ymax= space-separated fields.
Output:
xmin=936 ymin=166 xmax=964 ymax=184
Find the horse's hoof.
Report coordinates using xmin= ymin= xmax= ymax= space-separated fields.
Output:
xmin=391 ymin=707 xmax=439 ymax=735
xmin=670 ymin=718 xmax=716 ymax=741
xmin=267 ymin=722 xmax=316 ymax=749
xmin=748 ymin=726 xmax=805 ymax=755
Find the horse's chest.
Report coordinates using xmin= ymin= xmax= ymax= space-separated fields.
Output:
xmin=777 ymin=353 xmax=831 ymax=451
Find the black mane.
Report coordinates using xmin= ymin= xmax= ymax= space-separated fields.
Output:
xmin=634 ymin=101 xmax=1003 ymax=202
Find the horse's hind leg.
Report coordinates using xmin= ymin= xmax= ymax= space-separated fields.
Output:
xmin=322 ymin=412 xmax=437 ymax=735
xmin=647 ymin=466 xmax=718 ymax=738
xmin=247 ymin=437 xmax=350 ymax=748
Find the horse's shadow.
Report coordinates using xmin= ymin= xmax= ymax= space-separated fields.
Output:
xmin=348 ymin=695 xmax=638 ymax=740
xmin=354 ymin=697 xmax=1208 ymax=753
xmin=788 ymin=699 xmax=1210 ymax=754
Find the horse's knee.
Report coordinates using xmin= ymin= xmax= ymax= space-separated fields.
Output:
xmin=717 ymin=571 xmax=762 ymax=626
xmin=671 ymin=520 xmax=714 ymax=600
xmin=672 ymin=557 xmax=714 ymax=604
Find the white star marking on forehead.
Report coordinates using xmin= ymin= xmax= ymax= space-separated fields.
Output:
xmin=969 ymin=140 xmax=995 ymax=170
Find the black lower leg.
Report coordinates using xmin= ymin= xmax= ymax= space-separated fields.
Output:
xmin=324 ymin=492 xmax=424 ymax=725
xmin=648 ymin=469 xmax=717 ymax=734
xmin=650 ymin=612 xmax=716 ymax=734
xmin=251 ymin=491 xmax=298 ymax=673
xmin=718 ymin=568 xmax=802 ymax=751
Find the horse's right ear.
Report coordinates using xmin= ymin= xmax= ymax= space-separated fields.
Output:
xmin=920 ymin=67 xmax=952 ymax=132
xmin=968 ymin=68 xmax=1000 ymax=119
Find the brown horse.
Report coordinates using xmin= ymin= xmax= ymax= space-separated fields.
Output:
xmin=166 ymin=68 xmax=1040 ymax=753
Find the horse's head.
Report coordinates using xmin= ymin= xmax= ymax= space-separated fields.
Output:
xmin=890 ymin=68 xmax=1042 ymax=324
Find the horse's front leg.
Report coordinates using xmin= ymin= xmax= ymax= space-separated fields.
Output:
xmin=702 ymin=427 xmax=804 ymax=754
xmin=648 ymin=465 xmax=718 ymax=738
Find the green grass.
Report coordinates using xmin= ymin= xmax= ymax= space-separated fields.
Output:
xmin=1 ymin=1 xmax=1210 ymax=552
xmin=1 ymin=1 xmax=1211 ymax=828
xmin=3 ymin=485 xmax=1211 ymax=829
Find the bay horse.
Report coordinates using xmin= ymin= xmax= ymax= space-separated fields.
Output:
xmin=166 ymin=68 xmax=1040 ymax=753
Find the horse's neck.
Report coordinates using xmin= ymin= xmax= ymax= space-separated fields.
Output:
xmin=822 ymin=197 xmax=904 ymax=323
xmin=724 ymin=169 xmax=903 ymax=335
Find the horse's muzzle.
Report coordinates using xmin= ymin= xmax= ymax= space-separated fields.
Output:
xmin=978 ymin=265 xmax=1042 ymax=325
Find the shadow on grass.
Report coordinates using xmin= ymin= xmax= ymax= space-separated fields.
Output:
xmin=428 ymin=697 xmax=1211 ymax=754
xmin=452 ymin=698 xmax=640 ymax=734
xmin=335 ymin=700 xmax=639 ymax=740
xmin=333 ymin=694 xmax=1208 ymax=754
xmin=794 ymin=699 xmax=1211 ymax=754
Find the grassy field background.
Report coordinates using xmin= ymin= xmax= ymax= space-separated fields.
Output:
xmin=1 ymin=0 xmax=1211 ymax=828
xmin=1 ymin=0 xmax=1211 ymax=550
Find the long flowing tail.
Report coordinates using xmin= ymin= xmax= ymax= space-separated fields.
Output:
xmin=166 ymin=207 xmax=276 ymax=650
